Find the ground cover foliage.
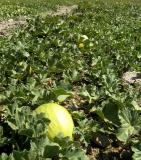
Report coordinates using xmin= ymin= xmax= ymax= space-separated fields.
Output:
xmin=0 ymin=1 xmax=141 ymax=159
xmin=0 ymin=0 xmax=81 ymax=20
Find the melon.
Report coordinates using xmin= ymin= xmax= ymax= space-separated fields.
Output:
xmin=35 ymin=103 xmax=74 ymax=140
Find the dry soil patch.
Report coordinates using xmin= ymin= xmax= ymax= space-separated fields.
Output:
xmin=49 ymin=5 xmax=78 ymax=16
xmin=0 ymin=16 xmax=26 ymax=36
xmin=122 ymin=71 xmax=141 ymax=84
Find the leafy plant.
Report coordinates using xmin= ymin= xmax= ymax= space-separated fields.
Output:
xmin=0 ymin=0 xmax=141 ymax=159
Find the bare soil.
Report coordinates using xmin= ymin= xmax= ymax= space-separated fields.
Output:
xmin=48 ymin=5 xmax=78 ymax=16
xmin=0 ymin=16 xmax=26 ymax=36
xmin=122 ymin=71 xmax=141 ymax=84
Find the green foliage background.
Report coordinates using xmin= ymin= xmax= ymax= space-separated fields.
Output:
xmin=0 ymin=0 xmax=141 ymax=159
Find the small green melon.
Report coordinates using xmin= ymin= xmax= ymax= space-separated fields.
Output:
xmin=35 ymin=103 xmax=74 ymax=140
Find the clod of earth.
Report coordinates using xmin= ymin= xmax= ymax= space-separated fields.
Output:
xmin=0 ymin=16 xmax=26 ymax=36
xmin=122 ymin=71 xmax=141 ymax=84
xmin=40 ymin=5 xmax=78 ymax=17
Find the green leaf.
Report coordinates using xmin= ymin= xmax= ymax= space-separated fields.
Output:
xmin=94 ymin=109 xmax=109 ymax=123
xmin=117 ymin=107 xmax=141 ymax=142
xmin=7 ymin=120 xmax=18 ymax=130
xmin=0 ymin=153 xmax=9 ymax=160
xmin=102 ymin=100 xmax=120 ymax=126
xmin=0 ymin=94 xmax=6 ymax=103
xmin=12 ymin=150 xmax=29 ymax=160
xmin=53 ymin=88 xmax=72 ymax=102
xmin=30 ymin=136 xmax=59 ymax=158
xmin=131 ymin=100 xmax=141 ymax=111
xmin=57 ymin=95 xmax=70 ymax=102
xmin=0 ymin=126 xmax=7 ymax=147
xmin=63 ymin=149 xmax=89 ymax=160
xmin=43 ymin=144 xmax=60 ymax=158
xmin=132 ymin=143 xmax=141 ymax=160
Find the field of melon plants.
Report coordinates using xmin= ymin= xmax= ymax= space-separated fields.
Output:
xmin=1 ymin=0 xmax=141 ymax=159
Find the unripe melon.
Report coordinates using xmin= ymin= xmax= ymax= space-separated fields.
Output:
xmin=35 ymin=103 xmax=74 ymax=140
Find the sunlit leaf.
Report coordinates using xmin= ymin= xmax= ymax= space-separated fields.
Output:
xmin=117 ymin=108 xmax=141 ymax=142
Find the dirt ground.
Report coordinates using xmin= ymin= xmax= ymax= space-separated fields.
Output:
xmin=0 ymin=16 xmax=26 ymax=36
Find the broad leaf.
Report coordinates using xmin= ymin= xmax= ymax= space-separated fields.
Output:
xmin=132 ymin=143 xmax=141 ymax=160
xmin=117 ymin=107 xmax=141 ymax=142
xmin=63 ymin=149 xmax=89 ymax=160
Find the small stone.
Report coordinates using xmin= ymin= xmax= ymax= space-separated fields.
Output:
xmin=122 ymin=71 xmax=141 ymax=84
xmin=8 ymin=19 xmax=14 ymax=23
